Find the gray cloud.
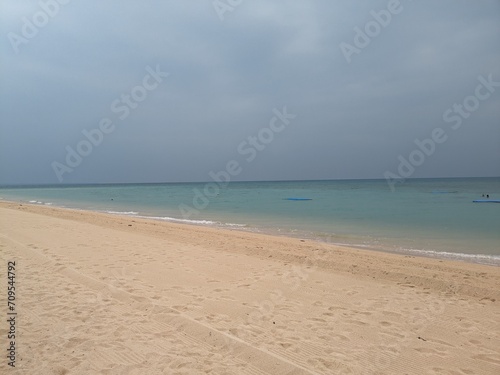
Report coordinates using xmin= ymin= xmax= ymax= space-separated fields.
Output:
xmin=1 ymin=0 xmax=499 ymax=185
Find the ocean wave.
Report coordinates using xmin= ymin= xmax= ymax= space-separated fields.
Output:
xmin=28 ymin=200 xmax=52 ymax=205
xmin=224 ymin=222 xmax=247 ymax=227
xmin=105 ymin=210 xmax=139 ymax=215
xmin=394 ymin=248 xmax=500 ymax=266
xmin=135 ymin=214 xmax=246 ymax=228
xmin=315 ymin=237 xmax=500 ymax=266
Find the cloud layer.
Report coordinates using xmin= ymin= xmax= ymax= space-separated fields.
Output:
xmin=1 ymin=0 xmax=499 ymax=184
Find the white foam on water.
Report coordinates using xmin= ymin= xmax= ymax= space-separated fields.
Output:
xmin=394 ymin=248 xmax=500 ymax=266
xmin=134 ymin=214 xmax=246 ymax=228
xmin=309 ymin=236 xmax=500 ymax=267
xmin=105 ymin=211 xmax=139 ymax=215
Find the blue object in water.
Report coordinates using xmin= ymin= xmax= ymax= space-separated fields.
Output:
xmin=473 ymin=200 xmax=500 ymax=203
xmin=285 ymin=198 xmax=312 ymax=201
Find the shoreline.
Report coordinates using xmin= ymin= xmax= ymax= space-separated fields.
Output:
xmin=2 ymin=198 xmax=499 ymax=267
xmin=1 ymin=199 xmax=499 ymax=296
xmin=1 ymin=200 xmax=499 ymax=373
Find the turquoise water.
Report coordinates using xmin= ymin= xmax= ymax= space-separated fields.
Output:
xmin=1 ymin=178 xmax=499 ymax=265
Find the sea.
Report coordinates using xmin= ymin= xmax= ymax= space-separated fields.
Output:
xmin=1 ymin=178 xmax=499 ymax=265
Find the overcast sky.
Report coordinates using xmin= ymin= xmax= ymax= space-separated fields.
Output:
xmin=1 ymin=0 xmax=499 ymax=185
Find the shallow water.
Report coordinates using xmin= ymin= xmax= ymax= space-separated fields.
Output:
xmin=1 ymin=178 xmax=499 ymax=265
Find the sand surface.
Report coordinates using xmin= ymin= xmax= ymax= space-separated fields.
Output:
xmin=0 ymin=201 xmax=499 ymax=374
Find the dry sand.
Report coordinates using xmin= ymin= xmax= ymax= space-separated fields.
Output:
xmin=0 ymin=201 xmax=499 ymax=374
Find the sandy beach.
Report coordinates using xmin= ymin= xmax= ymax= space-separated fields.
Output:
xmin=0 ymin=201 xmax=499 ymax=374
